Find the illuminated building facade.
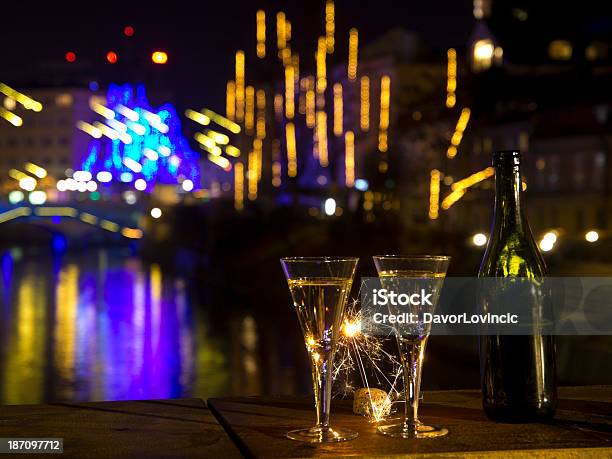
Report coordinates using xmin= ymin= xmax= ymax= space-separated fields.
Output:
xmin=0 ymin=88 xmax=95 ymax=185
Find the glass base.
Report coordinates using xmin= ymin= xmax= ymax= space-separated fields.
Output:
xmin=287 ymin=426 xmax=358 ymax=443
xmin=377 ymin=421 xmax=448 ymax=439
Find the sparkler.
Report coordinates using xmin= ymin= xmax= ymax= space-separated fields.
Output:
xmin=332 ymin=289 xmax=403 ymax=423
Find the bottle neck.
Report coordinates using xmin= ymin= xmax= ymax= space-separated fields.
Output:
xmin=493 ymin=162 xmax=525 ymax=235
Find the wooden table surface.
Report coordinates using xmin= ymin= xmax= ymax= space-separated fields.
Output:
xmin=208 ymin=386 xmax=612 ymax=458
xmin=0 ymin=398 xmax=241 ymax=458
xmin=1 ymin=388 xmax=609 ymax=458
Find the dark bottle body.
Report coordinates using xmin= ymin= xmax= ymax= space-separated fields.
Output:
xmin=478 ymin=151 xmax=557 ymax=422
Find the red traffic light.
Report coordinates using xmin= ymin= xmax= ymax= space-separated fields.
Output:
xmin=65 ymin=51 xmax=77 ymax=63
xmin=106 ymin=51 xmax=118 ymax=64
xmin=124 ymin=25 xmax=134 ymax=37
xmin=151 ymin=51 xmax=168 ymax=64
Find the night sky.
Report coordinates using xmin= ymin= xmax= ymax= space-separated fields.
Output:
xmin=1 ymin=0 xmax=474 ymax=112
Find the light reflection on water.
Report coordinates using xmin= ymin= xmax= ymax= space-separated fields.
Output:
xmin=0 ymin=247 xmax=275 ymax=405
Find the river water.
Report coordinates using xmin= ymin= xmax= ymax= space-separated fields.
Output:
xmin=0 ymin=246 xmax=310 ymax=405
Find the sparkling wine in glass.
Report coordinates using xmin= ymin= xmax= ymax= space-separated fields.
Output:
xmin=281 ymin=257 xmax=359 ymax=443
xmin=373 ymin=255 xmax=450 ymax=439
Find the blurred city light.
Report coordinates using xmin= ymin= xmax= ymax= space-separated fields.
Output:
xmin=354 ymin=179 xmax=369 ymax=191
xmin=181 ymin=179 xmax=194 ymax=192
xmin=324 ymin=198 xmax=336 ymax=216
xmin=360 ymin=76 xmax=370 ymax=131
xmin=123 ymin=191 xmax=137 ymax=204
xmin=234 ymin=162 xmax=244 ymax=210
xmin=348 ymin=28 xmax=358 ymax=81
xmin=123 ymin=157 xmax=143 ymax=173
xmin=378 ymin=75 xmax=390 ymax=152
xmin=226 ymin=80 xmax=236 ymax=121
xmin=120 ymin=172 xmax=133 ymax=183
xmin=134 ymin=179 xmax=147 ymax=191
xmin=123 ymin=25 xmax=134 ymax=37
xmin=65 ymin=51 xmax=76 ymax=63
xmin=542 ymin=231 xmax=558 ymax=244
xmin=585 ymin=230 xmax=599 ymax=243
xmin=96 ymin=172 xmax=111 ymax=184
xmin=19 ymin=177 xmax=36 ymax=191
xmin=429 ymin=169 xmax=441 ymax=219
xmin=24 ymin=162 xmax=47 ymax=179
xmin=235 ymin=51 xmax=245 ymax=122
xmin=185 ymin=109 xmax=211 ymax=126
xmin=325 ymin=1 xmax=335 ymax=53
xmin=207 ymin=154 xmax=231 ymax=171
xmin=73 ymin=170 xmax=92 ymax=182
xmin=90 ymin=102 xmax=115 ymax=120
xmin=333 ymin=83 xmax=343 ymax=136
xmin=0 ymin=108 xmax=23 ymax=127
xmin=201 ymin=108 xmax=241 ymax=134
xmin=3 ymin=97 xmax=16 ymax=110
xmin=150 ymin=207 xmax=162 ymax=219
xmin=28 ymin=191 xmax=47 ymax=205
xmin=345 ymin=131 xmax=355 ymax=187
xmin=447 ymin=108 xmax=471 ymax=158
xmin=106 ymin=51 xmax=118 ymax=64
xmin=539 ymin=238 xmax=555 ymax=252
xmin=143 ymin=148 xmax=159 ymax=161
xmin=472 ymin=233 xmax=487 ymax=247
xmin=539 ymin=231 xmax=558 ymax=252
xmin=256 ymin=10 xmax=266 ymax=58
xmin=0 ymin=83 xmax=42 ymax=111
xmin=77 ymin=121 xmax=102 ymax=138
xmin=151 ymin=51 xmax=168 ymax=64
xmin=446 ymin=48 xmax=457 ymax=108
xmin=121 ymin=228 xmax=143 ymax=239
xmin=286 ymin=122 xmax=297 ymax=176
xmin=8 ymin=190 xmax=24 ymax=204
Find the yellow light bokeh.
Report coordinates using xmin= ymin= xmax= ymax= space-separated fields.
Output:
xmin=285 ymin=65 xmax=295 ymax=119
xmin=348 ymin=28 xmax=359 ymax=81
xmin=360 ymin=76 xmax=370 ymax=131
xmin=446 ymin=48 xmax=457 ymax=108
xmin=235 ymin=51 xmax=245 ymax=122
xmin=272 ymin=139 xmax=282 ymax=187
xmin=274 ymin=93 xmax=283 ymax=121
xmin=378 ymin=75 xmax=390 ymax=152
xmin=226 ymin=80 xmax=236 ymax=121
xmin=325 ymin=1 xmax=335 ymax=53
xmin=333 ymin=83 xmax=343 ymax=137
xmin=234 ymin=162 xmax=244 ymax=211
xmin=345 ymin=131 xmax=355 ymax=187
xmin=316 ymin=111 xmax=328 ymax=167
xmin=286 ymin=122 xmax=297 ymax=177
xmin=245 ymin=85 xmax=255 ymax=134
xmin=276 ymin=12 xmax=286 ymax=51
xmin=316 ymin=36 xmax=327 ymax=95
xmin=256 ymin=89 xmax=266 ymax=139
xmin=429 ymin=169 xmax=440 ymax=219
xmin=256 ymin=10 xmax=266 ymax=58
xmin=447 ymin=108 xmax=471 ymax=158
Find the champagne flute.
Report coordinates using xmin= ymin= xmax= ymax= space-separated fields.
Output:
xmin=373 ymin=255 xmax=450 ymax=439
xmin=281 ymin=257 xmax=359 ymax=443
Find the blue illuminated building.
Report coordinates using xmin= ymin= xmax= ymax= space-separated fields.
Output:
xmin=80 ymin=84 xmax=200 ymax=191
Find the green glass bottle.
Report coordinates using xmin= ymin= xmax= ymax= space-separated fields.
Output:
xmin=478 ymin=150 xmax=557 ymax=422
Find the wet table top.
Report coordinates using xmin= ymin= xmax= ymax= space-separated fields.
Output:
xmin=208 ymin=386 xmax=612 ymax=458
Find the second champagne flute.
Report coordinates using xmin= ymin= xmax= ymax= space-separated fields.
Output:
xmin=373 ymin=255 xmax=450 ymax=439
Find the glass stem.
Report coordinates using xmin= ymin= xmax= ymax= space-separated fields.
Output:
xmin=312 ymin=349 xmax=332 ymax=431
xmin=400 ymin=337 xmax=428 ymax=431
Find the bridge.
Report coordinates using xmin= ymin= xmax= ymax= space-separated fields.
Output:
xmin=0 ymin=201 xmax=145 ymax=245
